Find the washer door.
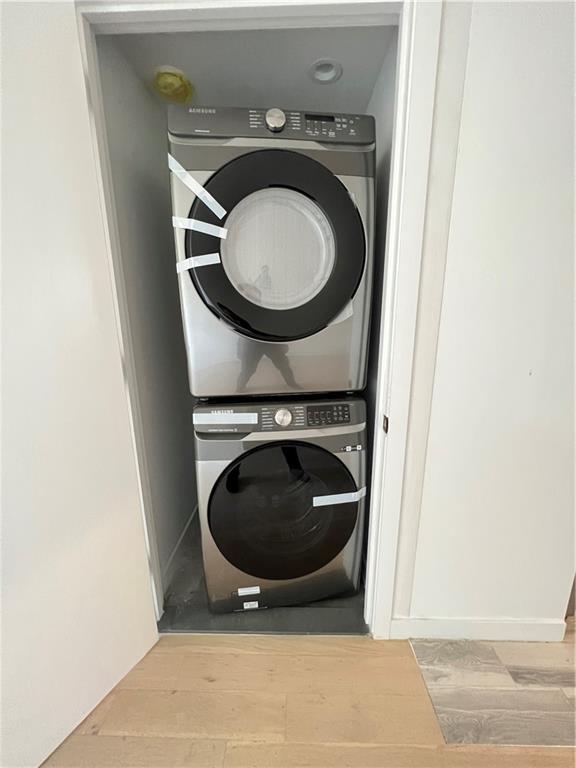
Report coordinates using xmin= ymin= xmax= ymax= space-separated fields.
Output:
xmin=208 ymin=441 xmax=360 ymax=580
xmin=186 ymin=150 xmax=366 ymax=341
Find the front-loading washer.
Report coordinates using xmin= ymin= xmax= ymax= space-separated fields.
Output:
xmin=193 ymin=396 xmax=367 ymax=613
xmin=168 ymin=106 xmax=375 ymax=397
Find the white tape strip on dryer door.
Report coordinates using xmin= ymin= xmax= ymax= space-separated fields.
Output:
xmin=176 ymin=253 xmax=221 ymax=272
xmin=193 ymin=412 xmax=259 ymax=425
xmin=327 ymin=301 xmax=354 ymax=327
xmin=313 ymin=487 xmax=366 ymax=507
xmin=172 ymin=216 xmax=228 ymax=239
xmin=168 ymin=154 xmax=226 ymax=219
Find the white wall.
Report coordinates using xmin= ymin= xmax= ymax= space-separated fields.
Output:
xmin=393 ymin=0 xmax=472 ymax=619
xmin=1 ymin=4 xmax=158 ymax=766
xmin=393 ymin=1 xmax=574 ymax=640
xmin=96 ymin=35 xmax=196 ymax=595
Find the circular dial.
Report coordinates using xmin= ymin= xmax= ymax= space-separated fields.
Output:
xmin=274 ymin=408 xmax=293 ymax=427
xmin=265 ymin=108 xmax=286 ymax=132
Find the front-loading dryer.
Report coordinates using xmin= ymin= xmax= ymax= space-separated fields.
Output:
xmin=169 ymin=106 xmax=375 ymax=397
xmin=193 ymin=397 xmax=367 ymax=613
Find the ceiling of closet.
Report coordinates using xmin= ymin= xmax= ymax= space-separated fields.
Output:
xmin=114 ymin=26 xmax=396 ymax=113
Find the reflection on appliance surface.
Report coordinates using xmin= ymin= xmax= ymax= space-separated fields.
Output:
xmin=235 ymin=278 xmax=300 ymax=391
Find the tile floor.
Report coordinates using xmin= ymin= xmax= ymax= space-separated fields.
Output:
xmin=411 ymin=618 xmax=575 ymax=746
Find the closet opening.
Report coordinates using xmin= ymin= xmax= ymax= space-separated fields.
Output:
xmin=90 ymin=13 xmax=401 ymax=634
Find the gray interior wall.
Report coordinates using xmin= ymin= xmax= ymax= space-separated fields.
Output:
xmin=96 ymin=35 xmax=196 ymax=595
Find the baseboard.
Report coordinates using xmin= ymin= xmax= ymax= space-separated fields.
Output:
xmin=161 ymin=505 xmax=197 ymax=590
xmin=388 ymin=616 xmax=567 ymax=642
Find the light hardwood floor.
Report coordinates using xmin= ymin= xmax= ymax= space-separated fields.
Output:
xmin=44 ymin=634 xmax=574 ymax=767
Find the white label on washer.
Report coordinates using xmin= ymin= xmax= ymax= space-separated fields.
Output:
xmin=238 ymin=586 xmax=260 ymax=597
xmin=172 ymin=216 xmax=228 ymax=239
xmin=193 ymin=412 xmax=258 ymax=425
xmin=168 ymin=153 xmax=227 ymax=219
xmin=176 ymin=253 xmax=221 ymax=272
xmin=243 ymin=601 xmax=259 ymax=610
xmin=312 ymin=487 xmax=366 ymax=507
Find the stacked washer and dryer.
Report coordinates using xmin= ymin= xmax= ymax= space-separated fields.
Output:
xmin=169 ymin=105 xmax=375 ymax=614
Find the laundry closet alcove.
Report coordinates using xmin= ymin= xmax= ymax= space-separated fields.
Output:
xmin=79 ymin=0 xmax=439 ymax=639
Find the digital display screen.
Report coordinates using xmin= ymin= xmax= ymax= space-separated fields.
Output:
xmin=307 ymin=404 xmax=350 ymax=425
xmin=305 ymin=114 xmax=335 ymax=122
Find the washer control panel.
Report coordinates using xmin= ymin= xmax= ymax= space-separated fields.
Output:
xmin=169 ymin=106 xmax=375 ymax=145
xmin=307 ymin=404 xmax=350 ymax=426
xmin=193 ymin=399 xmax=363 ymax=434
xmin=274 ymin=407 xmax=293 ymax=427
xmin=265 ymin=107 xmax=287 ymax=132
xmin=261 ymin=404 xmax=305 ymax=430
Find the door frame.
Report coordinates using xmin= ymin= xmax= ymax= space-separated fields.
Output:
xmin=76 ymin=0 xmax=442 ymax=638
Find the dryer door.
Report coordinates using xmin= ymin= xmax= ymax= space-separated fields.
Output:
xmin=208 ymin=441 xmax=360 ymax=580
xmin=186 ymin=150 xmax=366 ymax=341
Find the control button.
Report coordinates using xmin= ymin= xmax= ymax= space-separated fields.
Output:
xmin=274 ymin=408 xmax=293 ymax=427
xmin=265 ymin=108 xmax=286 ymax=132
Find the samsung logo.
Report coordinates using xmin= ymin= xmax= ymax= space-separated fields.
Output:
xmin=189 ymin=107 xmax=216 ymax=114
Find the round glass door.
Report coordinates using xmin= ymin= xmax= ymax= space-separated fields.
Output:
xmin=220 ymin=188 xmax=336 ymax=311
xmin=186 ymin=149 xmax=366 ymax=341
xmin=208 ymin=441 xmax=359 ymax=580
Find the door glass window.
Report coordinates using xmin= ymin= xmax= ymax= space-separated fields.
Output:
xmin=220 ymin=188 xmax=336 ymax=310
xmin=208 ymin=442 xmax=358 ymax=580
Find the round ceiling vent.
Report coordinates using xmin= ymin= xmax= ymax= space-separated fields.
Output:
xmin=309 ymin=59 xmax=343 ymax=84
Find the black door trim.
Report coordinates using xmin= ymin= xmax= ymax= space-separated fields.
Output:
xmin=208 ymin=441 xmax=360 ymax=580
xmin=186 ymin=150 xmax=366 ymax=341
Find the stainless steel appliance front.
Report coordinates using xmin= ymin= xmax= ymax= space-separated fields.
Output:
xmin=169 ymin=106 xmax=375 ymax=397
xmin=193 ymin=397 xmax=367 ymax=613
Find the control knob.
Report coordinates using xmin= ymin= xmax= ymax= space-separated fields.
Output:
xmin=274 ymin=408 xmax=293 ymax=427
xmin=265 ymin=108 xmax=286 ymax=133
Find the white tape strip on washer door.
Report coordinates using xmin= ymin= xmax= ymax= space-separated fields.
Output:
xmin=312 ymin=487 xmax=366 ymax=507
xmin=168 ymin=153 xmax=227 ymax=219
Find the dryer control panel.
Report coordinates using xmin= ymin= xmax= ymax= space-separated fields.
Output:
xmin=168 ymin=105 xmax=375 ymax=145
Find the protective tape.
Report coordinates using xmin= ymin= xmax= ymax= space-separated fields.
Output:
xmin=193 ymin=412 xmax=259 ymax=425
xmin=172 ymin=216 xmax=228 ymax=239
xmin=176 ymin=253 xmax=221 ymax=272
xmin=313 ymin=486 xmax=366 ymax=507
xmin=168 ymin=154 xmax=226 ymax=219
xmin=328 ymin=301 xmax=354 ymax=327
xmin=238 ymin=586 xmax=260 ymax=597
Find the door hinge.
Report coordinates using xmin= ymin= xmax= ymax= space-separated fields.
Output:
xmin=383 ymin=415 xmax=389 ymax=433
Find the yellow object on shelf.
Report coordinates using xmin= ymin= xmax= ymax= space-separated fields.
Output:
xmin=153 ymin=66 xmax=194 ymax=104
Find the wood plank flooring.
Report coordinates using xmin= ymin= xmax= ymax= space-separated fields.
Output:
xmin=43 ymin=633 xmax=574 ymax=767
xmin=411 ymin=617 xmax=576 ymax=747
